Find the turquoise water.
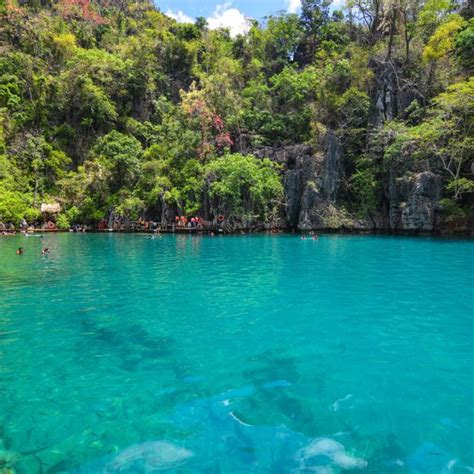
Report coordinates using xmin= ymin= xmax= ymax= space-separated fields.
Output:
xmin=0 ymin=234 xmax=473 ymax=473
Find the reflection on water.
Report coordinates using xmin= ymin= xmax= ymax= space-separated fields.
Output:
xmin=0 ymin=233 xmax=473 ymax=473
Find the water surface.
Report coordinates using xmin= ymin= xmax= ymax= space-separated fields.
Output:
xmin=0 ymin=234 xmax=473 ymax=473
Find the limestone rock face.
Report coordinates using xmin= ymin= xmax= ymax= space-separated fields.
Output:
xmin=105 ymin=128 xmax=462 ymax=233
xmin=255 ymin=144 xmax=313 ymax=228
xmin=369 ymin=59 xmax=420 ymax=126
xmin=256 ymin=133 xmax=450 ymax=232
xmin=255 ymin=131 xmax=343 ymax=230
xmin=402 ymin=172 xmax=442 ymax=231
xmin=388 ymin=169 xmax=443 ymax=232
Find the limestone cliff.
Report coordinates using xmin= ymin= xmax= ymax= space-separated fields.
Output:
xmin=254 ymin=134 xmax=350 ymax=231
xmin=255 ymin=133 xmax=469 ymax=233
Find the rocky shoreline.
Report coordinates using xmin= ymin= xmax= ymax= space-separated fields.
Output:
xmin=1 ymin=133 xmax=472 ymax=237
xmin=88 ymin=134 xmax=472 ymax=236
xmin=250 ymin=138 xmax=473 ymax=235
xmin=2 ymin=227 xmax=472 ymax=237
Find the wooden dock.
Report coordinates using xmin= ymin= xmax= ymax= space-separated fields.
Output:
xmin=2 ymin=222 xmax=270 ymax=235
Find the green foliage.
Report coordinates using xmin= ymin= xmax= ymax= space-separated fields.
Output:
xmin=374 ymin=78 xmax=473 ymax=203
xmin=92 ymin=131 xmax=143 ymax=191
xmin=260 ymin=13 xmax=302 ymax=74
xmin=297 ymin=0 xmax=331 ymax=64
xmin=417 ymin=0 xmax=453 ymax=39
xmin=418 ymin=78 xmax=473 ymax=199
xmin=423 ymin=14 xmax=465 ymax=63
xmin=439 ymin=197 xmax=469 ymax=222
xmin=337 ymin=88 xmax=370 ymax=128
xmin=205 ymin=153 xmax=283 ymax=222
xmin=0 ymin=0 xmax=471 ymax=228
xmin=446 ymin=178 xmax=474 ymax=197
xmin=0 ymin=189 xmax=39 ymax=224
xmin=455 ymin=19 xmax=474 ymax=71
xmin=56 ymin=213 xmax=71 ymax=229
xmin=116 ymin=194 xmax=145 ymax=220
xmin=350 ymin=157 xmax=378 ymax=217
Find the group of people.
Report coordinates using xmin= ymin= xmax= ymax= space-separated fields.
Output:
xmin=16 ymin=246 xmax=50 ymax=255
xmin=175 ymin=216 xmax=205 ymax=229
xmin=301 ymin=232 xmax=319 ymax=241
xmin=1 ymin=222 xmax=16 ymax=235
xmin=0 ymin=219 xmax=58 ymax=233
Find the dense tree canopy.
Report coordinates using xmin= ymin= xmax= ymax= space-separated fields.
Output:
xmin=0 ymin=0 xmax=472 ymax=227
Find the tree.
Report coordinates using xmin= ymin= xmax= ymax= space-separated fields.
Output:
xmin=455 ymin=19 xmax=474 ymax=71
xmin=422 ymin=78 xmax=474 ymax=200
xmin=423 ymin=14 xmax=466 ymax=63
xmin=12 ymin=134 xmax=70 ymax=205
xmin=180 ymin=84 xmax=233 ymax=160
xmin=91 ymin=131 xmax=143 ymax=192
xmin=0 ymin=188 xmax=39 ymax=224
xmin=296 ymin=0 xmax=331 ymax=64
xmin=261 ymin=13 xmax=302 ymax=74
xmin=205 ymin=153 xmax=283 ymax=223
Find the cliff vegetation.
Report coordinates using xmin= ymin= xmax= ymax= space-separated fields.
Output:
xmin=0 ymin=0 xmax=473 ymax=232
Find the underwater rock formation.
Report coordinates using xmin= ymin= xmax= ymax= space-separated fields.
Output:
xmin=68 ymin=383 xmax=474 ymax=473
xmin=296 ymin=438 xmax=368 ymax=472
xmin=166 ymin=386 xmax=368 ymax=472
xmin=73 ymin=441 xmax=193 ymax=473
xmin=407 ymin=442 xmax=458 ymax=474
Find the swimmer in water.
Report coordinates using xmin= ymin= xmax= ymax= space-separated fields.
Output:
xmin=312 ymin=234 xmax=318 ymax=241
xmin=16 ymin=247 xmax=24 ymax=255
xmin=41 ymin=247 xmax=50 ymax=255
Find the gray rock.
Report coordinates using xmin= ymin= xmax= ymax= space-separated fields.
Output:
xmin=389 ymin=170 xmax=442 ymax=232
xmin=255 ymin=131 xmax=345 ymax=230
xmin=369 ymin=59 xmax=420 ymax=126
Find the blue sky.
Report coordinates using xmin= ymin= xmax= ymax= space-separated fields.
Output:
xmin=155 ymin=1 xmax=299 ymax=21
xmin=155 ymin=1 xmax=344 ymax=37
xmin=155 ymin=1 xmax=304 ymax=36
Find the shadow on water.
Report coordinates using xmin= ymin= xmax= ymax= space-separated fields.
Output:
xmin=237 ymin=349 xmax=321 ymax=434
xmin=77 ymin=317 xmax=175 ymax=372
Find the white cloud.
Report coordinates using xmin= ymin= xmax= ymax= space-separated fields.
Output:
xmin=165 ymin=3 xmax=250 ymax=38
xmin=331 ymin=0 xmax=346 ymax=9
xmin=207 ymin=3 xmax=250 ymax=37
xmin=286 ymin=0 xmax=301 ymax=13
xmin=165 ymin=9 xmax=194 ymax=24
xmin=286 ymin=0 xmax=344 ymax=13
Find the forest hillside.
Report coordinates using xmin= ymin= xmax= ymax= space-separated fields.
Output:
xmin=0 ymin=0 xmax=473 ymax=232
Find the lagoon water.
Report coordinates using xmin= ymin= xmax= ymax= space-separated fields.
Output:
xmin=0 ymin=233 xmax=473 ymax=473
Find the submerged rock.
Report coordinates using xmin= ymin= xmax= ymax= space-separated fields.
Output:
xmin=0 ymin=449 xmax=18 ymax=473
xmin=106 ymin=441 xmax=193 ymax=472
xmin=69 ymin=386 xmax=472 ymax=473
xmin=295 ymin=438 xmax=368 ymax=472
xmin=169 ymin=387 xmax=369 ymax=472
xmin=73 ymin=441 xmax=193 ymax=473
xmin=407 ymin=442 xmax=458 ymax=474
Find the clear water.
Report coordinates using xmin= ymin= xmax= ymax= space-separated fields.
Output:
xmin=0 ymin=234 xmax=473 ymax=473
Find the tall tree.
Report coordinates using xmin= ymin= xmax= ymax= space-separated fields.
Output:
xmin=295 ymin=0 xmax=331 ymax=65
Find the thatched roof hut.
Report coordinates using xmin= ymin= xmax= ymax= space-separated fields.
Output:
xmin=41 ymin=203 xmax=61 ymax=214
